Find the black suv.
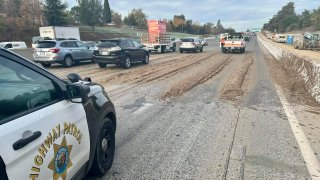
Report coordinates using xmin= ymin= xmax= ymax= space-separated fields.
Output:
xmin=93 ymin=38 xmax=150 ymax=69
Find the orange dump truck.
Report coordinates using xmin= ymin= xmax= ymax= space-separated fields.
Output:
xmin=141 ymin=20 xmax=176 ymax=53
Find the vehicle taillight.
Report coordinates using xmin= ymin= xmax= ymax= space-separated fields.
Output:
xmin=192 ymin=43 xmax=196 ymax=46
xmin=49 ymin=48 xmax=60 ymax=53
xmin=241 ymin=42 xmax=244 ymax=46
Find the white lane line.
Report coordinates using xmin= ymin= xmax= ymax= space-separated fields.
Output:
xmin=134 ymin=103 xmax=153 ymax=115
xmin=274 ymin=84 xmax=320 ymax=179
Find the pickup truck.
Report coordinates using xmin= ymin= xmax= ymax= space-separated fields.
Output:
xmin=221 ymin=33 xmax=246 ymax=53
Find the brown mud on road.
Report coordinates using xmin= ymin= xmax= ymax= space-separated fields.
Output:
xmin=162 ymin=55 xmax=232 ymax=99
xmin=219 ymin=56 xmax=254 ymax=102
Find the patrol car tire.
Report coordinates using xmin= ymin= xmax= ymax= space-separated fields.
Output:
xmin=91 ymin=118 xmax=115 ymax=176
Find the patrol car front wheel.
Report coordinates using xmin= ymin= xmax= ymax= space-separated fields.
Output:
xmin=91 ymin=118 xmax=115 ymax=176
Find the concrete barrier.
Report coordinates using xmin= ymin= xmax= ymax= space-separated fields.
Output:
xmin=258 ymin=35 xmax=320 ymax=104
xmin=10 ymin=48 xmax=34 ymax=61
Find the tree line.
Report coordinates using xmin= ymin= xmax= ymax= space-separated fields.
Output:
xmin=0 ymin=0 xmax=235 ymax=41
xmin=165 ymin=15 xmax=235 ymax=35
xmin=263 ymin=2 xmax=320 ymax=33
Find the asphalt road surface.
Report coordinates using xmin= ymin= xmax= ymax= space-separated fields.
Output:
xmin=17 ymin=38 xmax=320 ymax=179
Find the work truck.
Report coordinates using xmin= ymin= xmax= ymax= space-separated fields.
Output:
xmin=220 ymin=33 xmax=246 ymax=53
xmin=32 ymin=26 xmax=81 ymax=48
xmin=141 ymin=20 xmax=176 ymax=53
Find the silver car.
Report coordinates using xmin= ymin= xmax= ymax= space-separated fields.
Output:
xmin=179 ymin=38 xmax=203 ymax=53
xmin=33 ymin=40 xmax=93 ymax=67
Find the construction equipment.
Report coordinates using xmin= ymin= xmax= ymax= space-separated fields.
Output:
xmin=141 ymin=20 xmax=176 ymax=53
xmin=293 ymin=32 xmax=320 ymax=50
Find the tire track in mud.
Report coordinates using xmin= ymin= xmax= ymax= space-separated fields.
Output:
xmin=219 ymin=55 xmax=254 ymax=102
xmin=49 ymin=53 xmax=192 ymax=78
xmin=99 ymin=53 xmax=215 ymax=85
xmin=162 ymin=55 xmax=233 ymax=99
xmin=106 ymin=53 xmax=220 ymax=97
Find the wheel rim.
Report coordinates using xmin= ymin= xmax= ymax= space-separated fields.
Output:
xmin=66 ymin=57 xmax=72 ymax=67
xmin=145 ymin=54 xmax=149 ymax=63
xmin=101 ymin=129 xmax=111 ymax=162
xmin=125 ymin=58 xmax=130 ymax=67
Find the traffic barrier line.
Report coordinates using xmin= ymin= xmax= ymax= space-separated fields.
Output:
xmin=274 ymin=83 xmax=320 ymax=180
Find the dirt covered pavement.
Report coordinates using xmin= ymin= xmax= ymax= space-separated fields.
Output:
xmin=47 ymin=38 xmax=320 ymax=179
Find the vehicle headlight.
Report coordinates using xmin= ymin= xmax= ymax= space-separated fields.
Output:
xmin=94 ymin=47 xmax=99 ymax=51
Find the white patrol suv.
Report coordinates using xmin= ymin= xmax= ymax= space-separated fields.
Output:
xmin=0 ymin=48 xmax=117 ymax=179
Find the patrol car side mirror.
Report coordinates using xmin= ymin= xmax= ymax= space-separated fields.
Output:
xmin=67 ymin=73 xmax=82 ymax=83
xmin=67 ymin=84 xmax=90 ymax=103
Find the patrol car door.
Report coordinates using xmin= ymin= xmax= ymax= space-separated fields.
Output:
xmin=0 ymin=52 xmax=90 ymax=180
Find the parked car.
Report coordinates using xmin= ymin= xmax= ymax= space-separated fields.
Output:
xmin=93 ymin=38 xmax=150 ymax=69
xmin=180 ymin=38 xmax=203 ymax=53
xmin=202 ymin=38 xmax=209 ymax=46
xmin=33 ymin=39 xmax=93 ymax=68
xmin=0 ymin=42 xmax=27 ymax=49
xmin=244 ymin=36 xmax=250 ymax=42
xmin=0 ymin=48 xmax=116 ymax=179
xmin=273 ymin=34 xmax=287 ymax=43
xmin=83 ymin=41 xmax=97 ymax=50
xmin=199 ymin=38 xmax=208 ymax=46
xmin=171 ymin=38 xmax=182 ymax=44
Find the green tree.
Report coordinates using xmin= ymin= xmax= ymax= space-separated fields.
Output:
xmin=172 ymin=14 xmax=186 ymax=32
xmin=299 ymin=10 xmax=311 ymax=28
xmin=263 ymin=2 xmax=298 ymax=32
xmin=43 ymin=0 xmax=68 ymax=26
xmin=70 ymin=6 xmax=80 ymax=24
xmin=215 ymin=19 xmax=225 ymax=34
xmin=123 ymin=9 xmax=147 ymax=29
xmin=79 ymin=0 xmax=102 ymax=30
xmin=0 ymin=0 xmax=4 ymax=12
xmin=184 ymin=19 xmax=194 ymax=34
xmin=166 ymin=20 xmax=173 ymax=32
xmin=311 ymin=7 xmax=320 ymax=30
xmin=225 ymin=28 xmax=236 ymax=34
xmin=4 ymin=0 xmax=21 ymax=17
xmin=123 ymin=16 xmax=129 ymax=26
xmin=204 ymin=22 xmax=214 ymax=34
xmin=111 ymin=10 xmax=122 ymax=27
xmin=102 ymin=0 xmax=111 ymax=23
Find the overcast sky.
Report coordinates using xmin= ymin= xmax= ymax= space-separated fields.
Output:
xmin=66 ymin=0 xmax=320 ymax=31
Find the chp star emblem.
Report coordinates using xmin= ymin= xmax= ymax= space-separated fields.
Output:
xmin=48 ymin=136 xmax=73 ymax=180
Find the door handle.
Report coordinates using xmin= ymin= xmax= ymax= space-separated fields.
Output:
xmin=13 ymin=131 xmax=42 ymax=150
